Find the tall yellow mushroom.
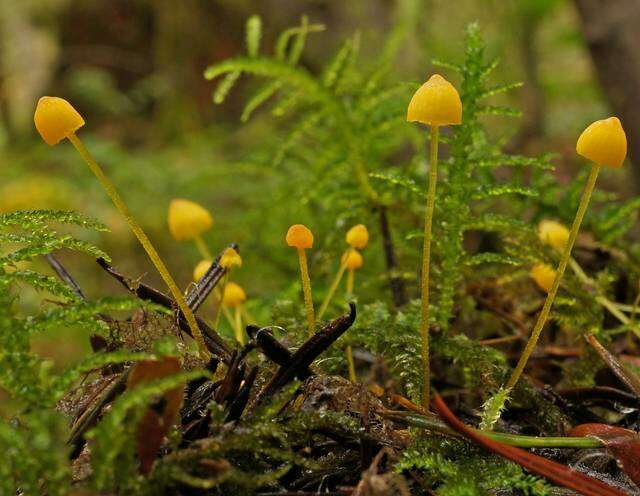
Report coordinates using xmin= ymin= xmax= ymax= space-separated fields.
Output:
xmin=407 ymin=74 xmax=462 ymax=408
xmin=505 ymin=117 xmax=627 ymax=392
xmin=34 ymin=96 xmax=209 ymax=357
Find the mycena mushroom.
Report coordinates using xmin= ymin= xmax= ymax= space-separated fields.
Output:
xmin=407 ymin=74 xmax=462 ymax=408
xmin=505 ymin=117 xmax=627 ymax=392
xmin=34 ymin=96 xmax=209 ymax=357
xmin=318 ymin=224 xmax=369 ymax=319
xmin=286 ymin=224 xmax=315 ymax=336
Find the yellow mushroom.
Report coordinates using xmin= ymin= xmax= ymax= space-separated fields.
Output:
xmin=537 ymin=220 xmax=569 ymax=252
xmin=504 ymin=117 xmax=627 ymax=394
xmin=530 ymin=263 xmax=556 ymax=293
xmin=34 ymin=96 xmax=209 ymax=357
xmin=222 ymin=282 xmax=247 ymax=345
xmin=193 ymin=260 xmax=212 ymax=282
xmin=286 ymin=224 xmax=315 ymax=335
xmin=407 ymin=74 xmax=462 ymax=409
xmin=219 ymin=247 xmax=242 ymax=269
xmin=346 ymin=224 xmax=369 ymax=250
xmin=167 ymin=198 xmax=213 ymax=259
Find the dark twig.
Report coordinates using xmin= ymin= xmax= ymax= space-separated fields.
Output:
xmin=249 ymin=325 xmax=313 ymax=379
xmin=586 ymin=334 xmax=640 ymax=398
xmin=214 ymin=351 xmax=244 ymax=405
xmin=225 ymin=365 xmax=259 ymax=422
xmin=46 ymin=253 xmax=86 ymax=299
xmin=186 ymin=243 xmax=238 ymax=312
xmin=97 ymin=258 xmax=231 ymax=363
xmin=378 ymin=206 xmax=407 ymax=308
xmin=256 ymin=303 xmax=356 ymax=404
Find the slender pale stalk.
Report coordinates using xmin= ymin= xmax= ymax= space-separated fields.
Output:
xmin=213 ymin=273 xmax=228 ymax=329
xmin=297 ymin=248 xmax=315 ymax=335
xmin=419 ymin=125 xmax=439 ymax=408
xmin=221 ymin=305 xmax=240 ymax=341
xmin=318 ymin=249 xmax=351 ymax=319
xmin=346 ymin=345 xmax=357 ymax=382
xmin=505 ymin=163 xmax=601 ymax=391
xmin=68 ymin=133 xmax=209 ymax=357
xmin=346 ymin=269 xmax=355 ymax=295
xmin=234 ymin=306 xmax=244 ymax=344
xmin=194 ymin=234 xmax=212 ymax=260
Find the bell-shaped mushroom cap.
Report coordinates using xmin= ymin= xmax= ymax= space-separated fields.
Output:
xmin=407 ymin=74 xmax=462 ymax=126
xmin=34 ymin=96 xmax=85 ymax=146
xmin=530 ymin=263 xmax=556 ymax=293
xmin=167 ymin=199 xmax=213 ymax=241
xmin=220 ymin=247 xmax=242 ymax=269
xmin=222 ymin=282 xmax=246 ymax=308
xmin=576 ymin=117 xmax=627 ymax=168
xmin=537 ymin=220 xmax=569 ymax=252
xmin=286 ymin=224 xmax=314 ymax=249
xmin=342 ymin=249 xmax=363 ymax=270
xmin=346 ymin=224 xmax=369 ymax=249
xmin=193 ymin=260 xmax=212 ymax=282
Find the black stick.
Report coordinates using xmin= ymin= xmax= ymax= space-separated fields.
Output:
xmin=255 ymin=303 xmax=356 ymax=404
xmin=46 ymin=253 xmax=86 ymax=299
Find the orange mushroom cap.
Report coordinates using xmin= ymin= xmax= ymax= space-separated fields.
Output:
xmin=286 ymin=224 xmax=313 ymax=249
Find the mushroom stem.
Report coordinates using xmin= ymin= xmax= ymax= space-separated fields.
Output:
xmin=297 ymin=247 xmax=315 ymax=335
xmin=194 ymin=234 xmax=212 ymax=260
xmin=234 ymin=306 xmax=244 ymax=345
xmin=318 ymin=249 xmax=351 ymax=319
xmin=505 ymin=162 xmax=601 ymax=392
xmin=346 ymin=268 xmax=355 ymax=296
xmin=419 ymin=125 xmax=440 ymax=408
xmin=67 ymin=133 xmax=210 ymax=358
xmin=346 ymin=345 xmax=357 ymax=382
xmin=214 ymin=273 xmax=228 ymax=329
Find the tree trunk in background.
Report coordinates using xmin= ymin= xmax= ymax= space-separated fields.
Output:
xmin=574 ymin=0 xmax=640 ymax=190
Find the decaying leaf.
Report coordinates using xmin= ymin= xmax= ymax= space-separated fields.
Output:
xmin=127 ymin=356 xmax=184 ymax=474
xmin=570 ymin=423 xmax=640 ymax=489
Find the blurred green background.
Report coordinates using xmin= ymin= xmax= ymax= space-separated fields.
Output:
xmin=1 ymin=0 xmax=638 ymax=365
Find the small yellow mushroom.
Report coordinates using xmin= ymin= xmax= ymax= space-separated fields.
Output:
xmin=346 ymin=224 xmax=369 ymax=250
xmin=222 ymin=282 xmax=247 ymax=345
xmin=167 ymin=199 xmax=213 ymax=260
xmin=407 ymin=74 xmax=462 ymax=409
xmin=537 ymin=220 xmax=569 ymax=252
xmin=222 ymin=281 xmax=246 ymax=308
xmin=530 ymin=263 xmax=556 ymax=293
xmin=193 ymin=260 xmax=212 ymax=282
xmin=34 ymin=96 xmax=85 ymax=146
xmin=286 ymin=224 xmax=315 ymax=335
xmin=33 ymin=96 xmax=209 ymax=357
xmin=576 ymin=117 xmax=627 ymax=168
xmin=407 ymin=74 xmax=462 ymax=126
xmin=219 ymin=247 xmax=242 ymax=269
xmin=343 ymin=249 xmax=363 ymax=272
